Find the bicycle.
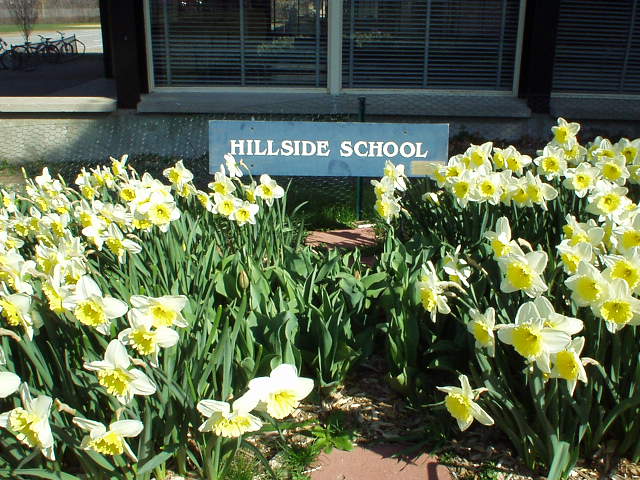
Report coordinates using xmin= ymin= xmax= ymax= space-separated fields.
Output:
xmin=37 ymin=35 xmax=62 ymax=63
xmin=57 ymin=31 xmax=86 ymax=57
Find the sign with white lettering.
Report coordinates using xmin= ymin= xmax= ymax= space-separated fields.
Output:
xmin=209 ymin=120 xmax=448 ymax=177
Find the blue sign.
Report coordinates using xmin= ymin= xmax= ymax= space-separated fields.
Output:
xmin=209 ymin=120 xmax=448 ymax=177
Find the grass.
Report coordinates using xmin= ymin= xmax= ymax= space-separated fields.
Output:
xmin=0 ymin=23 xmax=100 ymax=35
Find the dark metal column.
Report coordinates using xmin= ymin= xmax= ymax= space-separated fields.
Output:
xmin=519 ymin=0 xmax=561 ymax=113
xmin=109 ymin=0 xmax=144 ymax=108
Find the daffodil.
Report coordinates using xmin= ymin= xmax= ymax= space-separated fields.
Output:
xmin=223 ymin=153 xmax=244 ymax=178
xmin=255 ymin=174 xmax=285 ymax=206
xmin=447 ymin=170 xmax=476 ymax=208
xmin=484 ymin=217 xmax=524 ymax=259
xmin=551 ymin=117 xmax=580 ymax=147
xmin=597 ymin=154 xmax=629 ymax=186
xmin=84 ymin=339 xmax=156 ymax=404
xmin=442 ymin=245 xmax=472 ymax=287
xmin=549 ymin=337 xmax=593 ymax=396
xmin=497 ymin=301 xmax=571 ymax=372
xmin=603 ymin=250 xmax=640 ymax=292
xmin=129 ymin=294 xmax=188 ymax=328
xmin=103 ymin=224 xmax=142 ymax=263
xmin=616 ymin=138 xmax=640 ymax=164
xmin=374 ymin=194 xmax=401 ymax=223
xmin=497 ymin=250 xmax=548 ymax=298
xmin=556 ymin=240 xmax=593 ymax=274
xmin=247 ymin=364 xmax=314 ymax=419
xmin=533 ymin=296 xmax=583 ymax=335
xmin=213 ymin=193 xmax=240 ymax=218
xmin=534 ymin=145 xmax=567 ymax=180
xmin=586 ymin=181 xmax=631 ymax=219
xmin=63 ymin=276 xmax=128 ymax=334
xmin=73 ymin=417 xmax=143 ymax=462
xmin=436 ymin=374 xmax=494 ymax=431
xmin=230 ymin=201 xmax=259 ymax=226
xmin=592 ymin=278 xmax=640 ymax=333
xmin=0 ymin=291 xmax=35 ymax=339
xmin=417 ymin=261 xmax=452 ymax=322
xmin=197 ymin=391 xmax=262 ymax=438
xmin=163 ymin=160 xmax=194 ymax=187
xmin=463 ymin=142 xmax=493 ymax=170
xmin=0 ymin=384 xmax=55 ymax=460
xmin=118 ymin=309 xmax=179 ymax=367
xmin=208 ymin=171 xmax=236 ymax=196
xmin=383 ymin=160 xmax=407 ymax=191
xmin=110 ymin=154 xmax=129 ymax=177
xmin=467 ymin=308 xmax=496 ymax=356
xmin=564 ymin=261 xmax=606 ymax=307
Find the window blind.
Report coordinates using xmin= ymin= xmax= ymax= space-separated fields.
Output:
xmin=341 ymin=0 xmax=521 ymax=90
xmin=553 ymin=0 xmax=640 ymax=94
xmin=150 ymin=0 xmax=328 ymax=87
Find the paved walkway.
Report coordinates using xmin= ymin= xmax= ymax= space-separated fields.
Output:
xmin=311 ymin=444 xmax=451 ymax=480
xmin=1 ymin=28 xmax=103 ymax=53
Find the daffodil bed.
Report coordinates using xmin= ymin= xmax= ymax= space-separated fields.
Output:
xmin=373 ymin=119 xmax=640 ymax=479
xmin=1 ymin=118 xmax=640 ymax=480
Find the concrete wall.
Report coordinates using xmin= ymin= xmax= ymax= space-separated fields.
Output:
xmin=2 ymin=112 xmax=640 ymax=167
xmin=0 ymin=8 xmax=100 ymax=24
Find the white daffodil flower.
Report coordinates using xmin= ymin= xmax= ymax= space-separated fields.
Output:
xmin=436 ymin=374 xmax=494 ymax=432
xmin=562 ymin=215 xmax=605 ymax=249
xmin=208 ymin=171 xmax=236 ymax=196
xmin=473 ymin=170 xmax=509 ymax=205
xmin=533 ymin=296 xmax=583 ymax=335
xmin=0 ymin=291 xmax=35 ymax=340
xmin=550 ymin=337 xmax=594 ymax=396
xmin=616 ymin=137 xmax=640 ymax=164
xmin=534 ymin=145 xmax=567 ymax=180
xmin=417 ymin=261 xmax=453 ymax=322
xmin=129 ymin=294 xmax=188 ymax=328
xmin=586 ymin=181 xmax=632 ymax=220
xmin=73 ymin=417 xmax=143 ymax=462
xmin=254 ymin=174 xmax=285 ymax=207
xmin=0 ymin=371 xmax=20 ymax=398
xmin=213 ymin=193 xmax=241 ymax=218
xmin=247 ymin=364 xmax=314 ymax=419
xmin=603 ymin=250 xmax=640 ymax=293
xmin=565 ymin=261 xmax=607 ymax=308
xmin=383 ymin=161 xmax=407 ymax=191
xmin=230 ymin=201 xmax=259 ymax=226
xmin=463 ymin=142 xmax=493 ymax=170
xmin=163 ymin=160 xmax=194 ymax=187
xmin=563 ymin=163 xmax=599 ymax=198
xmin=497 ymin=250 xmax=548 ymax=298
xmin=110 ymin=154 xmax=129 ymax=178
xmin=63 ymin=275 xmax=128 ymax=334
xmin=484 ymin=216 xmax=524 ymax=259
xmin=0 ymin=250 xmax=36 ymax=295
xmin=592 ymin=278 xmax=640 ymax=333
xmin=374 ymin=194 xmax=401 ymax=223
xmin=597 ymin=154 xmax=629 ymax=186
xmin=197 ymin=391 xmax=262 ymax=438
xmin=556 ymin=240 xmax=593 ymax=274
xmin=523 ymin=171 xmax=558 ymax=211
xmin=551 ymin=117 xmax=580 ymax=147
xmin=223 ymin=153 xmax=244 ymax=178
xmin=442 ymin=245 xmax=472 ymax=287
xmin=84 ymin=339 xmax=156 ymax=405
xmin=0 ymin=383 xmax=55 ymax=460
xmin=118 ymin=309 xmax=179 ymax=367
xmin=497 ymin=301 xmax=571 ymax=373
xmin=103 ymin=224 xmax=142 ymax=263
xmin=447 ymin=169 xmax=476 ymax=208
xmin=467 ymin=308 xmax=496 ymax=357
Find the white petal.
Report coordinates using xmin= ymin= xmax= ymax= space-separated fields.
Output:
xmin=129 ymin=370 xmax=156 ymax=396
xmin=73 ymin=417 xmax=106 ymax=434
xmin=471 ymin=403 xmax=494 ymax=426
xmin=155 ymin=328 xmax=179 ymax=348
xmin=102 ymin=297 xmax=128 ymax=319
xmin=30 ymin=395 xmax=52 ymax=418
xmin=0 ymin=372 xmax=20 ymax=398
xmin=270 ymin=364 xmax=298 ymax=381
xmin=77 ymin=276 xmax=102 ymax=299
xmin=104 ymin=340 xmax=130 ymax=369
xmin=110 ymin=420 xmax=143 ymax=437
xmin=197 ymin=399 xmax=229 ymax=417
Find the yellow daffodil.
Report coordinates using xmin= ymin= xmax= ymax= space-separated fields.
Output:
xmin=549 ymin=337 xmax=594 ymax=396
xmin=84 ymin=339 xmax=156 ymax=404
xmin=468 ymin=308 xmax=496 ymax=356
xmin=497 ymin=250 xmax=548 ymax=298
xmin=63 ymin=276 xmax=128 ymax=334
xmin=73 ymin=417 xmax=143 ymax=462
xmin=197 ymin=392 xmax=262 ymax=438
xmin=436 ymin=374 xmax=494 ymax=431
xmin=0 ymin=384 xmax=55 ymax=460
xmin=247 ymin=364 xmax=314 ymax=419
xmin=129 ymin=295 xmax=188 ymax=328
xmin=592 ymin=278 xmax=640 ymax=333
xmin=118 ymin=309 xmax=179 ymax=367
xmin=497 ymin=300 xmax=571 ymax=372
